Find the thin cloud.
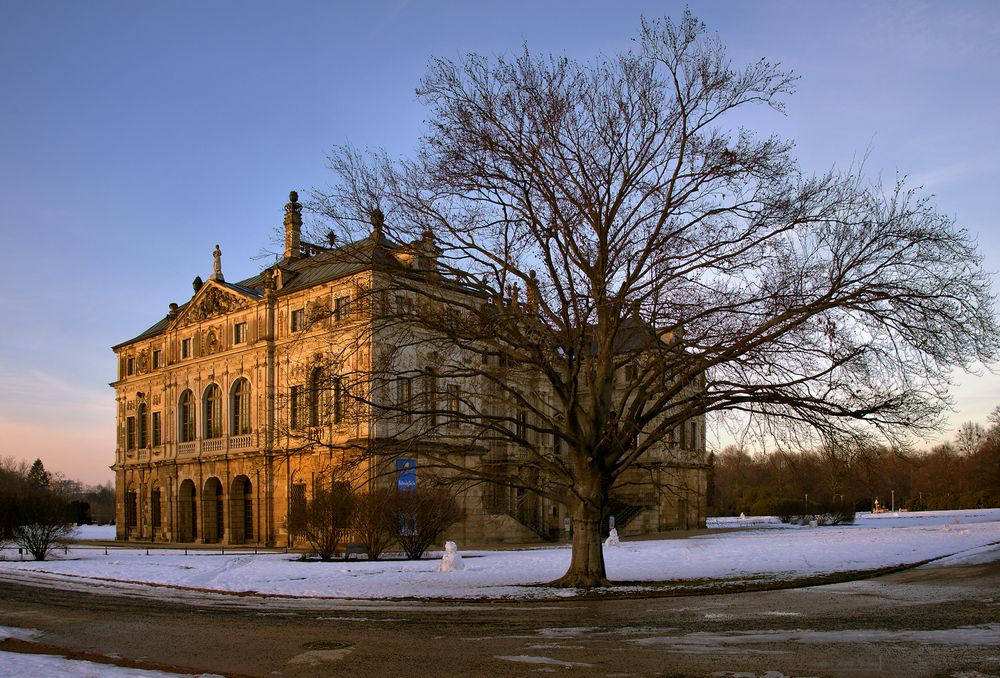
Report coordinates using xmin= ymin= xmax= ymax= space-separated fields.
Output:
xmin=0 ymin=366 xmax=109 ymax=424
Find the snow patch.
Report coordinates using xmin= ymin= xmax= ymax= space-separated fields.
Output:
xmin=496 ymin=654 xmax=594 ymax=668
xmin=0 ymin=626 xmax=41 ymax=641
xmin=0 ymin=650 xmax=224 ymax=677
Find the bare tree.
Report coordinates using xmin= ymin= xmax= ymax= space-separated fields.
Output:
xmin=309 ymin=13 xmax=999 ymax=586
xmin=955 ymin=421 xmax=987 ymax=457
xmin=288 ymin=472 xmax=355 ymax=562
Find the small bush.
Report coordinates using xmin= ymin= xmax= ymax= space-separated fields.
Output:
xmin=10 ymin=490 xmax=75 ymax=560
xmin=393 ymin=487 xmax=463 ymax=559
xmin=769 ymin=498 xmax=806 ymax=523
xmin=351 ymin=487 xmax=397 ymax=561
xmin=290 ymin=480 xmax=355 ymax=562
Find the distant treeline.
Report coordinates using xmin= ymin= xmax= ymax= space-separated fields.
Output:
xmin=709 ymin=409 xmax=1000 ymax=517
xmin=0 ymin=457 xmax=115 ymax=526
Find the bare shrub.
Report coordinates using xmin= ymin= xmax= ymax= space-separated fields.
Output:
xmin=290 ymin=479 xmax=355 ymax=562
xmin=393 ymin=487 xmax=463 ymax=560
xmin=351 ymin=486 xmax=397 ymax=561
xmin=12 ymin=491 xmax=74 ymax=560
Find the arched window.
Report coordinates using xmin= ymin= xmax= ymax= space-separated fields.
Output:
xmin=309 ymin=367 xmax=323 ymax=427
xmin=179 ymin=390 xmax=196 ymax=442
xmin=137 ymin=402 xmax=148 ymax=448
xmin=231 ymin=378 xmax=251 ymax=435
xmin=204 ymin=384 xmax=222 ymax=439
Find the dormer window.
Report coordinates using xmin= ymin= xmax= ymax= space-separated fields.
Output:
xmin=126 ymin=357 xmax=135 ymax=376
xmin=152 ymin=350 xmax=162 ymax=369
xmin=181 ymin=338 xmax=192 ymax=359
xmin=234 ymin=321 xmax=247 ymax=344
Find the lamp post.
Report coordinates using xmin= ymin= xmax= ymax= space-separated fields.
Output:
xmin=891 ymin=489 xmax=895 ymax=513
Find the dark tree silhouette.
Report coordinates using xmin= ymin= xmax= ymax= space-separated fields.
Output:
xmin=309 ymin=13 xmax=999 ymax=586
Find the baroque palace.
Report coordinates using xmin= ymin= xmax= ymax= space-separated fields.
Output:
xmin=111 ymin=193 xmax=709 ymax=546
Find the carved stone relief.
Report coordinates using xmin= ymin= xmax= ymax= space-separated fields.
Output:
xmin=180 ymin=286 xmax=251 ymax=326
xmin=206 ymin=327 xmax=220 ymax=354
xmin=137 ymin=349 xmax=149 ymax=374
xmin=308 ymin=298 xmax=330 ymax=325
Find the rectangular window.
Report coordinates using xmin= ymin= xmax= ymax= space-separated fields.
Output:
xmin=690 ymin=421 xmax=699 ymax=451
xmin=152 ymin=411 xmax=162 ymax=446
xmin=290 ymin=385 xmax=303 ymax=429
xmin=151 ymin=489 xmax=161 ymax=529
xmin=138 ymin=410 xmax=148 ymax=448
xmin=234 ymin=321 xmax=247 ymax=344
xmin=334 ymin=295 xmax=351 ymax=321
xmin=126 ymin=416 xmax=136 ymax=450
xmin=396 ymin=377 xmax=412 ymax=423
xmin=333 ymin=378 xmax=344 ymax=424
xmin=126 ymin=357 xmax=135 ymax=376
xmin=424 ymin=371 xmax=438 ymax=427
xmin=181 ymin=338 xmax=192 ymax=359
xmin=447 ymin=384 xmax=460 ymax=426
xmin=291 ymin=308 xmax=305 ymax=332
xmin=515 ymin=409 xmax=527 ymax=439
xmin=152 ymin=350 xmax=162 ymax=369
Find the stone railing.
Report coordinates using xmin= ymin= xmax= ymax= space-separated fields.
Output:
xmin=230 ymin=433 xmax=253 ymax=449
xmin=171 ymin=434 xmax=260 ymax=459
xmin=202 ymin=438 xmax=225 ymax=453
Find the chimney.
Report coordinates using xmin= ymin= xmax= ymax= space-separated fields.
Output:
xmin=284 ymin=191 xmax=302 ymax=259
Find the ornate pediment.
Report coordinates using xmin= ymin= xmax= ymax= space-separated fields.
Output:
xmin=176 ymin=285 xmax=253 ymax=327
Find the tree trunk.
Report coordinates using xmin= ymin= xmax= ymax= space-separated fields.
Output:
xmin=550 ymin=490 xmax=610 ymax=588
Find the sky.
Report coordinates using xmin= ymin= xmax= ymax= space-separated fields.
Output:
xmin=1 ymin=1 xmax=998 ymax=485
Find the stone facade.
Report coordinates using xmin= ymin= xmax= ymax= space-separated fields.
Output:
xmin=111 ymin=193 xmax=709 ymax=546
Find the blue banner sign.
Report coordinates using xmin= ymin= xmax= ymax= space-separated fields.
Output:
xmin=396 ymin=459 xmax=416 ymax=492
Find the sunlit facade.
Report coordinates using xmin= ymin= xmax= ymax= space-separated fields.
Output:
xmin=111 ymin=193 xmax=709 ymax=546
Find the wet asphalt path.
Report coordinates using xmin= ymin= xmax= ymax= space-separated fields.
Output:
xmin=1 ymin=555 xmax=998 ymax=677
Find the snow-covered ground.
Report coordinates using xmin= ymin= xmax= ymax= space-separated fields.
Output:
xmin=1 ymin=509 xmax=997 ymax=601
